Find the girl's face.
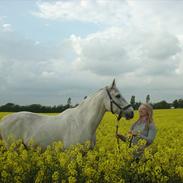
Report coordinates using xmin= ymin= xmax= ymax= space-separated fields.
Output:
xmin=138 ymin=105 xmax=148 ymax=118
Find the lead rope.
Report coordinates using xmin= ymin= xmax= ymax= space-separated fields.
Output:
xmin=115 ymin=117 xmax=134 ymax=150
xmin=129 ymin=135 xmax=133 ymax=148
xmin=115 ymin=117 xmax=120 ymax=152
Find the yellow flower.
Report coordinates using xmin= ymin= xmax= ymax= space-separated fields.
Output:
xmin=52 ymin=171 xmax=60 ymax=182
xmin=68 ymin=176 xmax=76 ymax=183
xmin=1 ymin=170 xmax=8 ymax=178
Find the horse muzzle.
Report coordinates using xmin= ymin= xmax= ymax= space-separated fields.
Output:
xmin=125 ymin=111 xmax=134 ymax=120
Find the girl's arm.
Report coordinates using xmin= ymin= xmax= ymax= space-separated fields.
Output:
xmin=139 ymin=123 xmax=156 ymax=145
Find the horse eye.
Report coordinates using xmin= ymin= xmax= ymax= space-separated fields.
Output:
xmin=116 ymin=94 xmax=121 ymax=98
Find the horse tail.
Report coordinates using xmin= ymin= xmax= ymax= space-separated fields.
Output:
xmin=0 ymin=127 xmax=2 ymax=140
xmin=0 ymin=121 xmax=3 ymax=140
xmin=0 ymin=126 xmax=2 ymax=140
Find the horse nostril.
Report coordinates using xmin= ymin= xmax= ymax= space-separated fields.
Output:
xmin=126 ymin=111 xmax=134 ymax=119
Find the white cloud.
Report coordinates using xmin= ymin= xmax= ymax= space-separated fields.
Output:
xmin=128 ymin=0 xmax=183 ymax=35
xmin=2 ymin=24 xmax=13 ymax=32
xmin=35 ymin=0 xmax=183 ymax=33
xmin=34 ymin=0 xmax=183 ymax=77
xmin=143 ymin=32 xmax=180 ymax=60
xmin=71 ymin=28 xmax=137 ymax=76
xmin=34 ymin=0 xmax=130 ymax=25
xmin=1 ymin=1 xmax=183 ymax=105
xmin=0 ymin=16 xmax=13 ymax=32
xmin=0 ymin=31 xmax=108 ymax=105
xmin=70 ymin=27 xmax=181 ymax=77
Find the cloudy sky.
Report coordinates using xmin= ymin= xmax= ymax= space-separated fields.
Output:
xmin=0 ymin=0 xmax=183 ymax=106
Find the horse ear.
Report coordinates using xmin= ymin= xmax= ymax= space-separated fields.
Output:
xmin=111 ymin=79 xmax=116 ymax=89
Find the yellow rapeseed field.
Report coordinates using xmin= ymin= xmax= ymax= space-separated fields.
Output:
xmin=0 ymin=109 xmax=183 ymax=183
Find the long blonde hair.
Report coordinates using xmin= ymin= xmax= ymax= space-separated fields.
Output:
xmin=131 ymin=103 xmax=154 ymax=131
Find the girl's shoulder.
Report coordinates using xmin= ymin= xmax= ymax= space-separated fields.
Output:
xmin=149 ymin=121 xmax=156 ymax=129
xmin=130 ymin=120 xmax=139 ymax=130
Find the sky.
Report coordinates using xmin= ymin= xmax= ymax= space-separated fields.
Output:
xmin=0 ymin=0 xmax=183 ymax=106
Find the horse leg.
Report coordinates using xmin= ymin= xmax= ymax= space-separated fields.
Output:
xmin=22 ymin=141 xmax=28 ymax=150
xmin=90 ymin=133 xmax=96 ymax=150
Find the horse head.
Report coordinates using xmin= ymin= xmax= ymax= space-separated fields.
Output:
xmin=104 ymin=79 xmax=134 ymax=120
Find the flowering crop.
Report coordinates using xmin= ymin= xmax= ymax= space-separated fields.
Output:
xmin=0 ymin=109 xmax=183 ymax=183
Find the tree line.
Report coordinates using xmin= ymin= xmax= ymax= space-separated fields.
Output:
xmin=0 ymin=98 xmax=74 ymax=113
xmin=0 ymin=96 xmax=183 ymax=113
xmin=130 ymin=95 xmax=183 ymax=110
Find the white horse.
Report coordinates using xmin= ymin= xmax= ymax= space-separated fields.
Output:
xmin=0 ymin=80 xmax=134 ymax=150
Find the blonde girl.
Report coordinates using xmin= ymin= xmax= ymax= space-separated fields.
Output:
xmin=117 ymin=103 xmax=156 ymax=159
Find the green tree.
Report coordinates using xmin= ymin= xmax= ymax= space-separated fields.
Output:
xmin=130 ymin=96 xmax=136 ymax=109
xmin=173 ymin=99 xmax=179 ymax=108
xmin=146 ymin=94 xmax=150 ymax=103
xmin=153 ymin=100 xmax=170 ymax=109
xmin=67 ymin=97 xmax=71 ymax=108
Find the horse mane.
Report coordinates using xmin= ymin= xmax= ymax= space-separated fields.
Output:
xmin=76 ymin=88 xmax=104 ymax=108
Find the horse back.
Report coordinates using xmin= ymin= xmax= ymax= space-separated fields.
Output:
xmin=0 ymin=112 xmax=46 ymax=141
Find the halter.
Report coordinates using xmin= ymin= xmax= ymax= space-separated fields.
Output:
xmin=106 ymin=87 xmax=132 ymax=151
xmin=106 ymin=87 xmax=132 ymax=120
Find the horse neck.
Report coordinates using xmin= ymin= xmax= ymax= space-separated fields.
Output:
xmin=77 ymin=88 xmax=106 ymax=134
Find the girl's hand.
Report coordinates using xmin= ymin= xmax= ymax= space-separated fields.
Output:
xmin=132 ymin=131 xmax=138 ymax=136
xmin=129 ymin=131 xmax=138 ymax=136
